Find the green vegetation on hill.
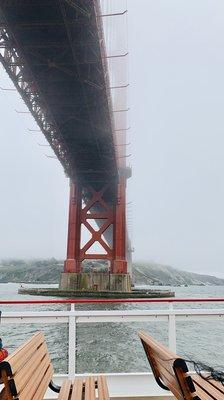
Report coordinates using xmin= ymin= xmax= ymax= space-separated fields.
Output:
xmin=133 ymin=262 xmax=224 ymax=286
xmin=0 ymin=259 xmax=223 ymax=286
xmin=0 ymin=259 xmax=62 ymax=283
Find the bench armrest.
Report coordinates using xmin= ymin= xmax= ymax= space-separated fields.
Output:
xmin=49 ymin=380 xmax=61 ymax=393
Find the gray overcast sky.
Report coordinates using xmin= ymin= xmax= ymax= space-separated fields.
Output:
xmin=1 ymin=0 xmax=224 ymax=277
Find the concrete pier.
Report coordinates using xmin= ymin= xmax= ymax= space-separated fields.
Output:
xmin=59 ymin=272 xmax=131 ymax=292
xmin=18 ymin=287 xmax=175 ymax=298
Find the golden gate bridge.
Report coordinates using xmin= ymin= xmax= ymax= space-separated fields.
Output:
xmin=0 ymin=0 xmax=132 ymax=292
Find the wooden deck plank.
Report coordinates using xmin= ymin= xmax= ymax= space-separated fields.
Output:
xmin=58 ymin=380 xmax=72 ymax=400
xmin=85 ymin=377 xmax=96 ymax=400
xmin=71 ymin=378 xmax=83 ymax=400
xmin=97 ymin=376 xmax=110 ymax=400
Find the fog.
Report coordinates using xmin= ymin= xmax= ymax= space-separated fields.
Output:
xmin=1 ymin=1 xmax=224 ymax=277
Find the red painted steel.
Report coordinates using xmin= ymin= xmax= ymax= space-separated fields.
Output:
xmin=112 ymin=176 xmax=127 ymax=273
xmin=1 ymin=298 xmax=224 ymax=305
xmin=64 ymin=182 xmax=81 ymax=273
xmin=64 ymin=179 xmax=128 ymax=274
xmin=80 ymin=185 xmax=113 ymax=261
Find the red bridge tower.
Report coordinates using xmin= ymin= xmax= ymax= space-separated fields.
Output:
xmin=60 ymin=175 xmax=131 ymax=292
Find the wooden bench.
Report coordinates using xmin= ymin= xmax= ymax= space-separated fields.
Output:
xmin=139 ymin=330 xmax=224 ymax=400
xmin=0 ymin=332 xmax=110 ymax=400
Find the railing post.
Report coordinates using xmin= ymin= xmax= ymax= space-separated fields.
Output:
xmin=68 ymin=303 xmax=76 ymax=378
xmin=168 ymin=303 xmax=176 ymax=353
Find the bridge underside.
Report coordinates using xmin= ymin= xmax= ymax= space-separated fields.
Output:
xmin=0 ymin=0 xmax=117 ymax=185
xmin=0 ymin=0 xmax=131 ymax=291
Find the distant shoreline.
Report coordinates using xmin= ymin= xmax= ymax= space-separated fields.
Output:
xmin=1 ymin=259 xmax=224 ymax=286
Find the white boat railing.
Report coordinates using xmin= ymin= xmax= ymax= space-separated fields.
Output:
xmin=0 ymin=297 xmax=224 ymax=379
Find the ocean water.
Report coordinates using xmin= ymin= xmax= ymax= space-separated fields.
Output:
xmin=0 ymin=283 xmax=224 ymax=374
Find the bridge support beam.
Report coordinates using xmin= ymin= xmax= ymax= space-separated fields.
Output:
xmin=61 ymin=178 xmax=130 ymax=292
xmin=64 ymin=182 xmax=81 ymax=274
xmin=112 ymin=177 xmax=128 ymax=274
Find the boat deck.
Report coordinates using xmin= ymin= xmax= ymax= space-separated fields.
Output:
xmin=44 ymin=373 xmax=174 ymax=399
xmin=1 ymin=297 xmax=223 ymax=399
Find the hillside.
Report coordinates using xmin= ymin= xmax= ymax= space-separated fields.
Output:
xmin=0 ymin=259 xmax=223 ymax=286
xmin=133 ymin=262 xmax=224 ymax=286
xmin=0 ymin=259 xmax=62 ymax=284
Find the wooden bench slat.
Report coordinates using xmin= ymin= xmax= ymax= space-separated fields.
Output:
xmin=58 ymin=380 xmax=72 ymax=400
xmin=139 ymin=330 xmax=224 ymax=400
xmin=140 ymin=329 xmax=193 ymax=399
xmin=1 ymin=333 xmax=110 ymax=400
xmin=140 ymin=334 xmax=187 ymax=399
xmin=5 ymin=332 xmax=45 ymax=375
xmin=193 ymin=383 xmax=215 ymax=400
xmin=207 ymin=379 xmax=224 ymax=394
xmin=151 ymin=356 xmax=182 ymax=396
xmin=139 ymin=331 xmax=177 ymax=359
xmin=97 ymin=376 xmax=110 ymax=400
xmin=139 ymin=331 xmax=197 ymax=400
xmin=151 ymin=352 xmax=182 ymax=385
xmin=13 ymin=341 xmax=48 ymax=393
xmin=193 ymin=375 xmax=224 ymax=400
xmin=71 ymin=378 xmax=83 ymax=400
xmin=85 ymin=376 xmax=96 ymax=400
xmin=18 ymin=354 xmax=52 ymax=400
xmin=31 ymin=364 xmax=54 ymax=400
xmin=155 ymin=362 xmax=185 ymax=399
xmin=195 ymin=374 xmax=224 ymax=395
